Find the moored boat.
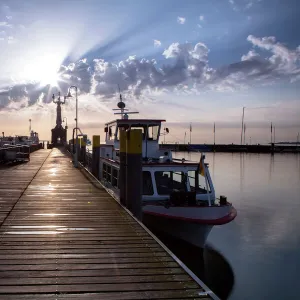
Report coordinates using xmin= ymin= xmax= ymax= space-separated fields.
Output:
xmin=97 ymin=97 xmax=237 ymax=247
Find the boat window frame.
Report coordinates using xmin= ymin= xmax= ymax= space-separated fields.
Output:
xmin=187 ymin=170 xmax=212 ymax=193
xmin=142 ymin=171 xmax=154 ymax=195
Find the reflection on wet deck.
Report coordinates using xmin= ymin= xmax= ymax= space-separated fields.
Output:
xmin=0 ymin=148 xmax=216 ymax=299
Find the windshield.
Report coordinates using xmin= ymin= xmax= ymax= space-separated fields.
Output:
xmin=155 ymin=171 xmax=187 ymax=195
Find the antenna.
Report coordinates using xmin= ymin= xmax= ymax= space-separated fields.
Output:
xmin=112 ymin=84 xmax=139 ymax=119
xmin=118 ymin=84 xmax=122 ymax=101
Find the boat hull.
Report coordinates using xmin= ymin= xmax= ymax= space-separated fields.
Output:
xmin=142 ymin=204 xmax=237 ymax=248
xmin=143 ymin=212 xmax=213 ymax=248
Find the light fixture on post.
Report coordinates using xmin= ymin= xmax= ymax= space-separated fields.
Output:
xmin=65 ymin=86 xmax=79 ymax=167
xmin=63 ymin=117 xmax=68 ymax=129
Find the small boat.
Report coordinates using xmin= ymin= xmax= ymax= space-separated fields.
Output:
xmin=97 ymin=97 xmax=237 ymax=248
xmin=0 ymin=131 xmax=40 ymax=148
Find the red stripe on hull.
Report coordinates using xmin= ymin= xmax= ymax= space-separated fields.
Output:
xmin=144 ymin=206 xmax=237 ymax=225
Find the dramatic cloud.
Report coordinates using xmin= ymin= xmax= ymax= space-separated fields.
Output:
xmin=177 ymin=17 xmax=186 ymax=25
xmin=153 ymin=39 xmax=161 ymax=47
xmin=0 ymin=35 xmax=299 ymax=110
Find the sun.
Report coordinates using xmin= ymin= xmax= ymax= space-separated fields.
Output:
xmin=19 ymin=54 xmax=62 ymax=87
xmin=39 ymin=71 xmax=60 ymax=87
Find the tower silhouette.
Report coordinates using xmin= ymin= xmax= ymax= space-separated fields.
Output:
xmin=51 ymin=92 xmax=67 ymax=145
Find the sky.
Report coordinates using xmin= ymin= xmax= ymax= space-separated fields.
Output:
xmin=0 ymin=0 xmax=299 ymax=144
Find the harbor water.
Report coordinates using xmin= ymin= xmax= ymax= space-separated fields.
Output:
xmin=163 ymin=151 xmax=300 ymax=300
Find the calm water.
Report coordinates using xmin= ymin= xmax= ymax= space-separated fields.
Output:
xmin=169 ymin=152 xmax=300 ymax=300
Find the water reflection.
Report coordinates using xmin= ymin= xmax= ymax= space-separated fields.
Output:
xmin=151 ymin=229 xmax=234 ymax=300
xmin=239 ymin=153 xmax=245 ymax=193
xmin=269 ymin=154 xmax=275 ymax=183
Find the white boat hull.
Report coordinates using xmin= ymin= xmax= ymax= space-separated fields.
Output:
xmin=143 ymin=213 xmax=213 ymax=248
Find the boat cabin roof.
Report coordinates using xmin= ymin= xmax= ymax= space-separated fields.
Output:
xmin=105 ymin=119 xmax=166 ymax=127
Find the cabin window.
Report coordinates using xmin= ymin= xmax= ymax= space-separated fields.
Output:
xmin=107 ymin=165 xmax=112 ymax=181
xmin=155 ymin=171 xmax=186 ymax=195
xmin=187 ymin=170 xmax=211 ymax=193
xmin=116 ymin=127 xmax=120 ymax=141
xmin=130 ymin=125 xmax=146 ymax=140
xmin=102 ymin=163 xmax=112 ymax=182
xmin=102 ymin=163 xmax=107 ymax=180
xmin=112 ymin=168 xmax=118 ymax=187
xmin=147 ymin=125 xmax=159 ymax=141
xmin=108 ymin=125 xmax=115 ymax=140
xmin=142 ymin=171 xmax=154 ymax=195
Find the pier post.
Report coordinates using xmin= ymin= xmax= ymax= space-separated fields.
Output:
xmin=81 ymin=137 xmax=86 ymax=166
xmin=78 ymin=138 xmax=82 ymax=162
xmin=119 ymin=129 xmax=127 ymax=206
xmin=92 ymin=135 xmax=100 ymax=178
xmin=126 ymin=129 xmax=143 ymax=221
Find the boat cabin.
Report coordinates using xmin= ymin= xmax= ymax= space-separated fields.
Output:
xmin=98 ymin=97 xmax=215 ymax=204
xmin=103 ymin=118 xmax=167 ymax=159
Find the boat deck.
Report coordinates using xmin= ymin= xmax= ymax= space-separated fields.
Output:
xmin=0 ymin=148 xmax=217 ymax=299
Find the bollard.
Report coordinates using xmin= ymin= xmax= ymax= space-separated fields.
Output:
xmin=119 ymin=129 xmax=127 ymax=206
xmin=81 ymin=137 xmax=86 ymax=166
xmin=125 ymin=129 xmax=143 ymax=221
xmin=77 ymin=138 xmax=82 ymax=162
xmin=92 ymin=135 xmax=100 ymax=178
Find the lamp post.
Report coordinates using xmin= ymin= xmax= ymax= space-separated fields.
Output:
xmin=65 ymin=86 xmax=78 ymax=167
xmin=63 ymin=117 xmax=68 ymax=144
xmin=65 ymin=86 xmax=78 ymax=135
xmin=29 ymin=119 xmax=32 ymax=134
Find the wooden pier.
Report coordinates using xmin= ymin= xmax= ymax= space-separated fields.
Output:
xmin=0 ymin=148 xmax=218 ymax=299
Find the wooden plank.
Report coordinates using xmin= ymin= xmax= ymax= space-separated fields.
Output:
xmin=0 ymin=267 xmax=185 ymax=278
xmin=0 ymin=290 xmax=211 ymax=299
xmin=0 ymin=256 xmax=173 ymax=265
xmin=0 ymin=274 xmax=192 ymax=285
xmin=0 ymin=262 xmax=179 ymax=271
xmin=0 ymin=252 xmax=168 ymax=259
xmin=0 ymin=281 xmax=199 ymax=293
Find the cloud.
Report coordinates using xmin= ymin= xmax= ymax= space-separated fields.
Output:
xmin=7 ymin=36 xmax=15 ymax=44
xmin=177 ymin=17 xmax=186 ymax=25
xmin=199 ymin=15 xmax=204 ymax=21
xmin=0 ymin=35 xmax=299 ymax=110
xmin=229 ymin=0 xmax=261 ymax=11
xmin=0 ymin=21 xmax=12 ymax=28
xmin=153 ymin=39 xmax=161 ymax=47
